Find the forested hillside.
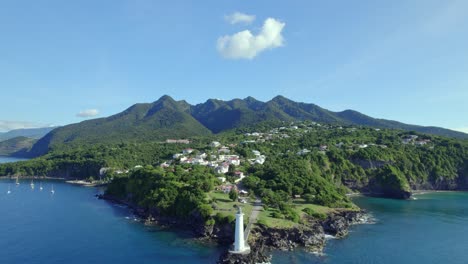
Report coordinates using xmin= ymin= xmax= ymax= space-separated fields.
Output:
xmin=22 ymin=95 xmax=467 ymax=158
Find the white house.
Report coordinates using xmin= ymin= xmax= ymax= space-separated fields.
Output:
xmin=297 ymin=149 xmax=311 ymax=155
xmin=228 ymin=157 xmax=240 ymax=166
xmin=173 ymin=153 xmax=183 ymax=159
xmin=255 ymin=155 xmax=266 ymax=165
xmin=182 ymin=148 xmax=194 ymax=154
xmin=207 ymin=161 xmax=218 ymax=168
xmin=217 ymin=177 xmax=226 ymax=183
xmin=210 ymin=141 xmax=221 ymax=148
xmin=218 ymin=147 xmax=230 ymax=154
xmin=160 ymin=162 xmax=170 ymax=168
xmin=196 ymin=152 xmax=207 ymax=159
xmin=215 ymin=164 xmax=229 ymax=174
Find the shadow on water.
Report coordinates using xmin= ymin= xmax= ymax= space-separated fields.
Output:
xmin=98 ymin=190 xmax=226 ymax=260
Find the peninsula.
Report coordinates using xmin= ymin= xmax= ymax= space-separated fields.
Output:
xmin=1 ymin=96 xmax=467 ymax=263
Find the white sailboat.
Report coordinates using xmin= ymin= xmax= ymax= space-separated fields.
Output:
xmin=15 ymin=177 xmax=20 ymax=185
xmin=39 ymin=182 xmax=43 ymax=191
xmin=7 ymin=185 xmax=11 ymax=194
xmin=30 ymin=179 xmax=35 ymax=189
xmin=51 ymin=185 xmax=55 ymax=194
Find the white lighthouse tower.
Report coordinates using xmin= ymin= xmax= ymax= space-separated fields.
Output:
xmin=230 ymin=206 xmax=250 ymax=254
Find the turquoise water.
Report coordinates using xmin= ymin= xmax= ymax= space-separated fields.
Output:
xmin=2 ymin=153 xmax=468 ymax=264
xmin=272 ymin=192 xmax=468 ymax=264
xmin=0 ymin=180 xmax=222 ymax=264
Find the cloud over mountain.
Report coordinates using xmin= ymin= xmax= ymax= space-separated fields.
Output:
xmin=217 ymin=18 xmax=285 ymax=59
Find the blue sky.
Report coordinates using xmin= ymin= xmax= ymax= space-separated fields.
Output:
xmin=0 ymin=0 xmax=467 ymax=133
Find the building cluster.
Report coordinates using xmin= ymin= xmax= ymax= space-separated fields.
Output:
xmin=402 ymin=135 xmax=431 ymax=145
xmin=165 ymin=139 xmax=191 ymax=144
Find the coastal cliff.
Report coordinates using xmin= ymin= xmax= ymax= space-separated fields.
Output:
xmin=218 ymin=210 xmax=368 ymax=264
xmin=98 ymin=194 xmax=367 ymax=264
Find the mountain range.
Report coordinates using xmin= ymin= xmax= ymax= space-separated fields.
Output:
xmin=25 ymin=95 xmax=467 ymax=157
xmin=0 ymin=127 xmax=55 ymax=142
xmin=0 ymin=136 xmax=37 ymax=156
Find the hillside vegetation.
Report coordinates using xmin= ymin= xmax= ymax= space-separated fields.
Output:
xmin=0 ymin=136 xmax=36 ymax=156
xmin=22 ymin=95 xmax=467 ymax=157
xmin=1 ymin=121 xmax=467 ymax=227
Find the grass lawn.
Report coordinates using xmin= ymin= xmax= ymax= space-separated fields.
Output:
xmin=207 ymin=193 xmax=354 ymax=229
xmin=207 ymin=191 xmax=253 ymax=222
xmin=257 ymin=208 xmax=297 ymax=228
xmin=256 ymin=199 xmax=336 ymax=229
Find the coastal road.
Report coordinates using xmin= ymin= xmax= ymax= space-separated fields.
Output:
xmin=244 ymin=198 xmax=262 ymax=241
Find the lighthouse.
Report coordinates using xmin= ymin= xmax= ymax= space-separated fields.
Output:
xmin=230 ymin=206 xmax=250 ymax=254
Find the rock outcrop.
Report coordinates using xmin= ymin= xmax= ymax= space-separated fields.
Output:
xmin=218 ymin=210 xmax=367 ymax=264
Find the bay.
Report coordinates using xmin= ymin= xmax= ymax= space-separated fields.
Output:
xmin=2 ymin=153 xmax=468 ymax=264
xmin=0 ymin=180 xmax=222 ymax=264
xmin=272 ymin=192 xmax=468 ymax=264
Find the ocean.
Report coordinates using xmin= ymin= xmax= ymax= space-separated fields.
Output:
xmin=272 ymin=192 xmax=468 ymax=264
xmin=1 ymin=155 xmax=467 ymax=264
xmin=0 ymin=179 xmax=222 ymax=264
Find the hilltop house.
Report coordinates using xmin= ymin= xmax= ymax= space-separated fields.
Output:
xmin=297 ymin=149 xmax=311 ymax=155
xmin=215 ymin=163 xmax=229 ymax=174
xmin=210 ymin=141 xmax=221 ymax=148
xmin=183 ymin=148 xmax=194 ymax=154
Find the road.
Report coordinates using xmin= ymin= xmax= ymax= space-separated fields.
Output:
xmin=244 ymin=198 xmax=262 ymax=241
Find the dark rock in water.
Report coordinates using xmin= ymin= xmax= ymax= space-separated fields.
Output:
xmin=217 ymin=209 xmax=368 ymax=263
xmin=322 ymin=210 xmax=366 ymax=238
xmin=217 ymin=240 xmax=271 ymax=264
xmin=254 ymin=224 xmax=325 ymax=252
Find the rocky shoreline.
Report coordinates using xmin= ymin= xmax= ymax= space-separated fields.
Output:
xmin=97 ymin=194 xmax=368 ymax=264
xmin=218 ymin=210 xmax=369 ymax=264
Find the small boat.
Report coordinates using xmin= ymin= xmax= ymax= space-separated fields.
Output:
xmin=30 ymin=179 xmax=35 ymax=189
xmin=15 ymin=177 xmax=20 ymax=185
xmin=7 ymin=185 xmax=11 ymax=194
xmin=39 ymin=182 xmax=43 ymax=191
xmin=51 ymin=185 xmax=55 ymax=194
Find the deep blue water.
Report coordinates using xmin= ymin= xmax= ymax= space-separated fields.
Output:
xmin=0 ymin=179 xmax=222 ymax=264
xmin=272 ymin=192 xmax=468 ymax=264
xmin=2 ymin=153 xmax=468 ymax=264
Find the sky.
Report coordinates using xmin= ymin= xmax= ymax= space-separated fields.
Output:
xmin=0 ymin=0 xmax=467 ymax=133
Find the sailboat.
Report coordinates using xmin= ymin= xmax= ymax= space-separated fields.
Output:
xmin=7 ymin=185 xmax=11 ymax=194
xmin=39 ymin=182 xmax=43 ymax=191
xmin=30 ymin=179 xmax=35 ymax=189
xmin=51 ymin=185 xmax=55 ymax=194
xmin=15 ymin=177 xmax=20 ymax=185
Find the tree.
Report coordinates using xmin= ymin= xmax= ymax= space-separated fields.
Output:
xmin=229 ymin=188 xmax=238 ymax=201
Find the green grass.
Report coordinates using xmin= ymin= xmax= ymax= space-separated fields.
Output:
xmin=207 ymin=193 xmax=354 ymax=229
xmin=293 ymin=199 xmax=335 ymax=216
xmin=257 ymin=208 xmax=298 ymax=228
xmin=256 ymin=199 xmax=336 ymax=228
xmin=207 ymin=191 xmax=253 ymax=222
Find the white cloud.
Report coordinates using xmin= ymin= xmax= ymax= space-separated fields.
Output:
xmin=225 ymin=12 xmax=256 ymax=25
xmin=76 ymin=109 xmax=99 ymax=118
xmin=217 ymin=18 xmax=285 ymax=60
xmin=0 ymin=120 xmax=51 ymax=132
